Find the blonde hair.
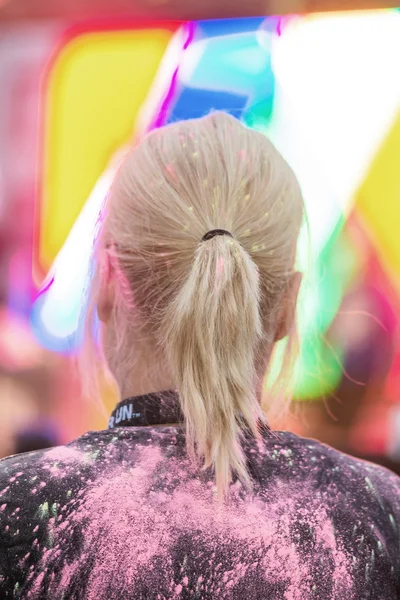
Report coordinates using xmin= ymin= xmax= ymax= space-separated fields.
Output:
xmin=81 ymin=112 xmax=304 ymax=497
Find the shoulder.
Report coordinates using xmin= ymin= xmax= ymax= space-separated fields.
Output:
xmin=272 ymin=430 xmax=400 ymax=512
xmin=0 ymin=438 xmax=91 ymax=484
xmin=298 ymin=428 xmax=400 ymax=508
xmin=0 ymin=425 xmax=184 ymax=501
xmin=0 ymin=426 xmax=131 ymax=477
xmin=0 ymin=447 xmax=50 ymax=503
xmin=307 ymin=433 xmax=400 ymax=498
xmin=0 ymin=431 xmax=110 ymax=516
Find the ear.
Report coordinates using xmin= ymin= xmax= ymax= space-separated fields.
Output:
xmin=274 ymin=271 xmax=302 ymax=342
xmin=96 ymin=249 xmax=115 ymax=324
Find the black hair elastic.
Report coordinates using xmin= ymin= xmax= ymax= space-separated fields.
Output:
xmin=201 ymin=229 xmax=233 ymax=241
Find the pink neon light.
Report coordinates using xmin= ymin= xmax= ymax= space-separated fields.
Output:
xmin=148 ymin=21 xmax=196 ymax=131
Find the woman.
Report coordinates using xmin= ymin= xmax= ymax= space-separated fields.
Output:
xmin=0 ymin=113 xmax=399 ymax=599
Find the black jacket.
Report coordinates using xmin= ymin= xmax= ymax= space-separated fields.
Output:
xmin=0 ymin=391 xmax=399 ymax=599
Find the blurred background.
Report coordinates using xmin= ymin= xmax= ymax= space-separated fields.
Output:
xmin=0 ymin=0 xmax=399 ymax=475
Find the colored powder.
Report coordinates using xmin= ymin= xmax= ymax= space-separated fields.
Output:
xmin=3 ymin=418 xmax=395 ymax=598
xmin=216 ymin=257 xmax=225 ymax=279
xmin=44 ymin=446 xmax=85 ymax=464
xmin=27 ymin=441 xmax=356 ymax=600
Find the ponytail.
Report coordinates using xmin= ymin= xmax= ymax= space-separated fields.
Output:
xmin=160 ymin=234 xmax=267 ymax=498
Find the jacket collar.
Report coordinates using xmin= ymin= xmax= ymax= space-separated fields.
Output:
xmin=108 ymin=389 xmax=183 ymax=429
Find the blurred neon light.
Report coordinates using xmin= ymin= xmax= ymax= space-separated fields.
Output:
xmin=31 ymin=167 xmax=117 ymax=351
xmin=35 ymin=22 xmax=179 ymax=282
xmin=265 ymin=10 xmax=400 ymax=398
xmin=272 ymin=10 xmax=400 ymax=209
xmin=32 ymin=17 xmax=279 ymax=353
xmin=355 ymin=110 xmax=400 ymax=293
xmin=143 ymin=22 xmax=196 ymax=131
xmin=31 ymin=12 xmax=400 ymax=405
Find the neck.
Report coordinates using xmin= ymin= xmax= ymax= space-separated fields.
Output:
xmin=120 ymin=384 xmax=174 ymax=401
xmin=118 ymin=369 xmax=175 ymax=402
xmin=116 ymin=352 xmax=267 ymax=404
xmin=113 ymin=336 xmax=173 ymax=397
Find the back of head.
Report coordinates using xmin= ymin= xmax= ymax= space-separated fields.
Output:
xmin=83 ymin=112 xmax=304 ymax=498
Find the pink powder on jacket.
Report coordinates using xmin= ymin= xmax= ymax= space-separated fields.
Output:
xmin=44 ymin=446 xmax=85 ymax=464
xmin=26 ymin=439 xmax=356 ymax=600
